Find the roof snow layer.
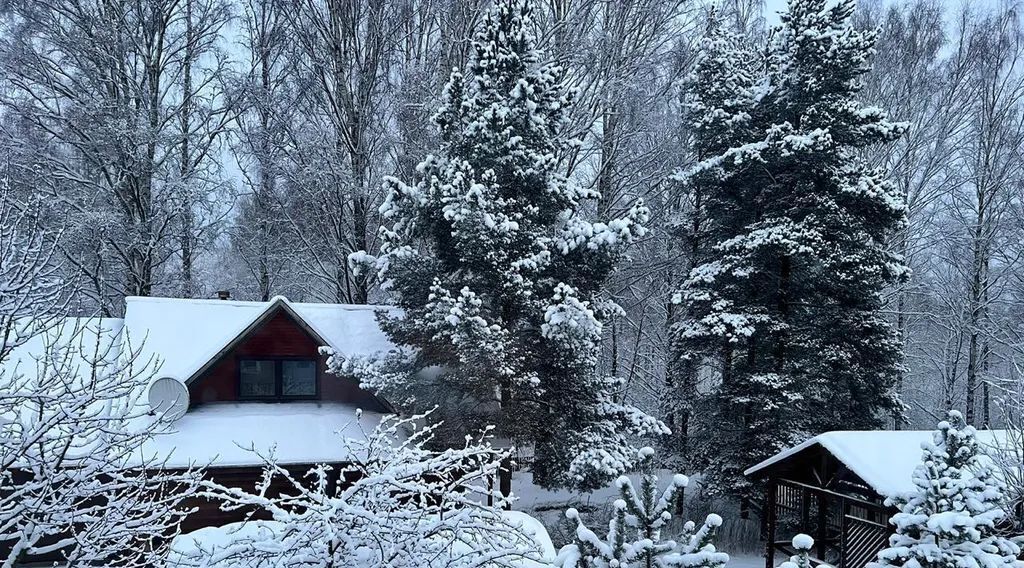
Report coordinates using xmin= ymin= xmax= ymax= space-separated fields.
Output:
xmin=137 ymin=402 xmax=385 ymax=468
xmin=744 ymin=429 xmax=1009 ymax=498
xmin=123 ymin=296 xmax=397 ymax=384
xmin=1 ymin=317 xmax=124 ymax=391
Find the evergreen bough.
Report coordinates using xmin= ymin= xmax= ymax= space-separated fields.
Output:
xmin=781 ymin=534 xmax=821 ymax=568
xmin=870 ymin=411 xmax=1021 ymax=568
xmin=352 ymin=0 xmax=663 ymax=490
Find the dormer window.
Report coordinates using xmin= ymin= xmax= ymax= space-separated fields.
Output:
xmin=239 ymin=358 xmax=317 ymax=400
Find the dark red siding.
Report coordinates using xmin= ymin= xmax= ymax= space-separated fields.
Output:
xmin=187 ymin=308 xmax=386 ymax=411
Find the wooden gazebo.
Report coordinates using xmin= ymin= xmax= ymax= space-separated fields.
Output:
xmin=744 ymin=430 xmax=1009 ymax=568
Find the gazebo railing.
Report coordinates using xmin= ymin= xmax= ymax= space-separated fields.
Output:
xmin=841 ymin=514 xmax=890 ymax=568
xmin=765 ymin=479 xmax=893 ymax=568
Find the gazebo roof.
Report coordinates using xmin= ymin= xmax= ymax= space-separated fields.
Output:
xmin=744 ymin=429 xmax=1010 ymax=498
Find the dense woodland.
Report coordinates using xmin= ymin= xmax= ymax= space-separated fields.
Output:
xmin=5 ymin=0 xmax=1024 ymax=565
xmin=4 ymin=0 xmax=1024 ymax=498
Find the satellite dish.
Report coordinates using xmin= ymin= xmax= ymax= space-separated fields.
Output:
xmin=148 ymin=377 xmax=189 ymax=421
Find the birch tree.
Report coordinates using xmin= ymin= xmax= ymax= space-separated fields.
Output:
xmin=277 ymin=0 xmax=407 ymax=303
xmin=228 ymin=0 xmax=300 ymax=301
xmin=0 ymin=0 xmax=234 ymax=312
xmin=952 ymin=7 xmax=1024 ymax=427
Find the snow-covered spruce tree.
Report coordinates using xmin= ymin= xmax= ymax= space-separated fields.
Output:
xmin=182 ymin=413 xmax=548 ymax=568
xmin=674 ymin=0 xmax=909 ymax=500
xmin=555 ymin=446 xmax=729 ymax=568
xmin=356 ymin=0 xmax=662 ymax=490
xmin=869 ymin=411 xmax=1021 ymax=568
xmin=665 ymin=8 xmax=762 ymax=470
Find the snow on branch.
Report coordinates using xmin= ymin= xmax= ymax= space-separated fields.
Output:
xmin=556 ymin=447 xmax=729 ymax=568
xmin=0 ymin=185 xmax=66 ymax=362
xmin=0 ymin=187 xmax=202 ymax=566
xmin=1 ymin=321 xmax=202 ymax=567
xmin=180 ymin=412 xmax=548 ymax=567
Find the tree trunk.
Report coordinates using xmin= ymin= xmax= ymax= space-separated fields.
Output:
xmin=179 ymin=0 xmax=195 ymax=297
xmin=597 ymin=105 xmax=618 ymax=216
xmin=965 ymin=218 xmax=987 ymax=426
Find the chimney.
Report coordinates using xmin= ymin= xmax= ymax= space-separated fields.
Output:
xmin=217 ymin=290 xmax=231 ymax=300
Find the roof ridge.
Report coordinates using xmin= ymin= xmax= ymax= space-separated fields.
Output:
xmin=125 ymin=295 xmax=393 ymax=311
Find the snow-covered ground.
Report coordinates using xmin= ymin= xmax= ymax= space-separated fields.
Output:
xmin=728 ymin=554 xmax=769 ymax=568
xmin=509 ymin=468 xmax=687 ymax=512
xmin=170 ymin=510 xmax=557 ymax=567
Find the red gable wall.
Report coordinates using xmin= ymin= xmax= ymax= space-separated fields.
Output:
xmin=187 ymin=308 xmax=387 ymax=411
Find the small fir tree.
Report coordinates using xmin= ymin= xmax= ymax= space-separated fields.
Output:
xmin=555 ymin=447 xmax=730 ymax=568
xmin=869 ymin=411 xmax=1021 ymax=568
xmin=781 ymin=534 xmax=821 ymax=568
xmin=353 ymin=0 xmax=662 ymax=490
xmin=674 ymin=0 xmax=909 ymax=500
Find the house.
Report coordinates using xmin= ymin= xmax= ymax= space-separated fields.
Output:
xmin=744 ymin=429 xmax=1012 ymax=568
xmin=4 ymin=295 xmax=400 ymax=534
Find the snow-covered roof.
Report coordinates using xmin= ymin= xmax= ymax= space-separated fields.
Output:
xmin=136 ymin=402 xmax=385 ymax=468
xmin=1 ymin=317 xmax=124 ymax=391
xmin=3 ymin=297 xmax=402 ymax=469
xmin=123 ymin=296 xmax=397 ymax=384
xmin=743 ymin=429 xmax=1010 ymax=498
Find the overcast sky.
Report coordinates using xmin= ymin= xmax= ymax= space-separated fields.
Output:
xmin=764 ymin=0 xmax=788 ymax=25
xmin=762 ymin=0 xmax=967 ymax=26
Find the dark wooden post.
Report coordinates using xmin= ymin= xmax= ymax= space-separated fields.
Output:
xmin=839 ymin=497 xmax=850 ymax=568
xmin=766 ymin=479 xmax=778 ymax=568
xmin=801 ymin=487 xmax=811 ymax=536
xmin=816 ymin=490 xmax=828 ymax=561
xmin=499 ymin=456 xmax=512 ymax=510
xmin=487 ymin=472 xmax=494 ymax=507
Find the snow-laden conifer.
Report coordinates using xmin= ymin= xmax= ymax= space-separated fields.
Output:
xmin=555 ymin=447 xmax=729 ymax=568
xmin=674 ymin=0 xmax=909 ymax=500
xmin=780 ymin=534 xmax=823 ymax=568
xmin=869 ymin=411 xmax=1021 ymax=568
xmin=351 ymin=0 xmax=663 ymax=490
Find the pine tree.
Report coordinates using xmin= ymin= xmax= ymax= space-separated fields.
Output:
xmin=555 ymin=446 xmax=730 ymax=568
xmin=781 ymin=534 xmax=819 ymax=568
xmin=666 ymin=9 xmax=763 ymax=477
xmin=359 ymin=0 xmax=663 ymax=490
xmin=870 ymin=411 xmax=1021 ymax=568
xmin=674 ymin=0 xmax=909 ymax=499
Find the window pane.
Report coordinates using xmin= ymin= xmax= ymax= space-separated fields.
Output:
xmin=282 ymin=360 xmax=316 ymax=396
xmin=240 ymin=360 xmax=276 ymax=397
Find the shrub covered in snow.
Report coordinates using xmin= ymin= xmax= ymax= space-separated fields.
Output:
xmin=554 ymin=447 xmax=729 ymax=568
xmin=780 ymin=534 xmax=821 ymax=568
xmin=180 ymin=412 xmax=550 ymax=567
xmin=0 ymin=191 xmax=201 ymax=567
xmin=869 ymin=411 xmax=1021 ymax=568
xmin=1 ymin=322 xmax=202 ymax=568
